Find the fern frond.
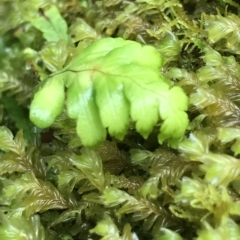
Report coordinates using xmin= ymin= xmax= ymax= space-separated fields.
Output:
xmin=167 ymin=48 xmax=240 ymax=128
xmin=30 ymin=37 xmax=189 ymax=147
xmin=202 ymin=153 xmax=240 ymax=186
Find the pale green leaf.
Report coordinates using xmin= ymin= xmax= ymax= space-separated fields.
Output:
xmin=94 ymin=74 xmax=130 ymax=139
xmin=30 ymin=74 xmax=65 ymax=128
xmin=30 ymin=37 xmax=189 ymax=146
xmin=63 ymin=37 xmax=131 ymax=70
xmin=67 ymin=72 xmax=106 ymax=146
xmin=158 ymin=86 xmax=189 ymax=145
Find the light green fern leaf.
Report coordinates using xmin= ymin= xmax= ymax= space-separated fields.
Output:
xmin=30 ymin=37 xmax=189 ymax=147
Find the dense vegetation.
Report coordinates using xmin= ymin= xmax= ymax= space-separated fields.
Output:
xmin=1 ymin=0 xmax=240 ymax=239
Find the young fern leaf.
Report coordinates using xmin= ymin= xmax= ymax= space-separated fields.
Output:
xmin=30 ymin=37 xmax=189 ymax=147
xmin=30 ymin=75 xmax=65 ymax=128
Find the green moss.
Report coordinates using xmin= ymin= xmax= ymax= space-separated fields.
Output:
xmin=1 ymin=0 xmax=240 ymax=239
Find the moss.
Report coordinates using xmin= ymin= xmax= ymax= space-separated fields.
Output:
xmin=1 ymin=0 xmax=240 ymax=239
